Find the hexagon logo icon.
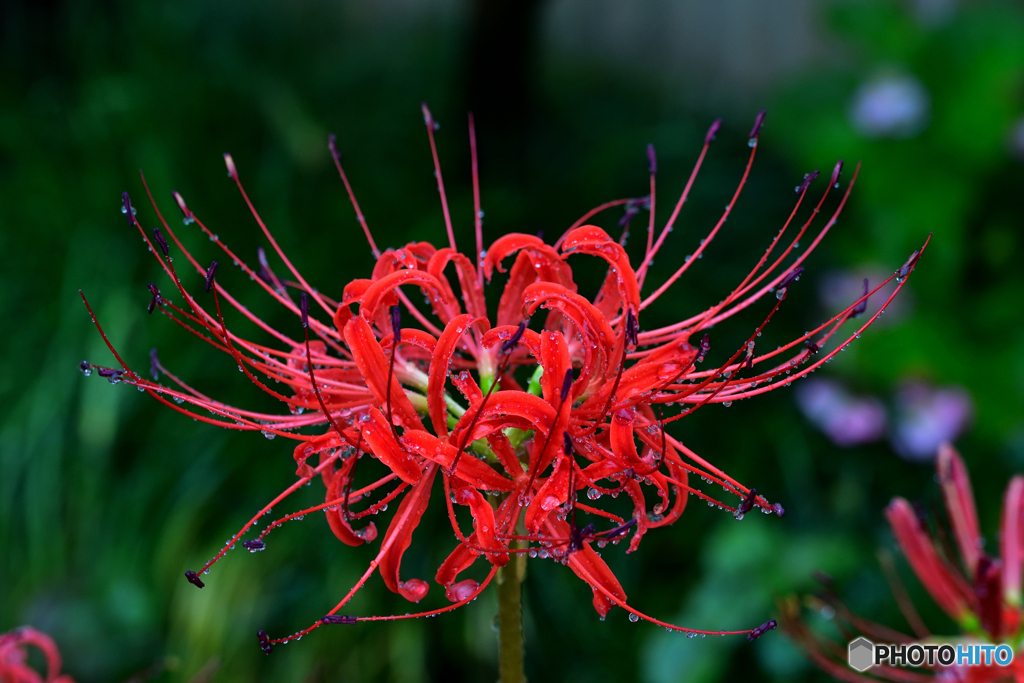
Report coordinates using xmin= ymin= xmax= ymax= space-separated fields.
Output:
xmin=848 ymin=637 xmax=875 ymax=672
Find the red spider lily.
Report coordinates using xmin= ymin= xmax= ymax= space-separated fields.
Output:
xmin=0 ymin=627 xmax=75 ymax=683
xmin=80 ymin=104 xmax=926 ymax=651
xmin=780 ymin=443 xmax=1024 ymax=682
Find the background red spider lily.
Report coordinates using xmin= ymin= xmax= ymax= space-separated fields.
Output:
xmin=0 ymin=627 xmax=75 ymax=683
xmin=779 ymin=443 xmax=1024 ymax=682
xmin=3 ymin=1 xmax=1024 ymax=682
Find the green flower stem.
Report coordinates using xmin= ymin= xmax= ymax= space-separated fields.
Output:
xmin=497 ymin=525 xmax=527 ymax=683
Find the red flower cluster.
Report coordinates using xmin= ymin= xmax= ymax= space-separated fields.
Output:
xmin=781 ymin=444 xmax=1024 ymax=682
xmin=81 ymin=106 xmax=925 ymax=650
xmin=0 ymin=627 xmax=75 ymax=683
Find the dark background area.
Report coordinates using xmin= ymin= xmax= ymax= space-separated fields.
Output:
xmin=2 ymin=0 xmax=1024 ymax=681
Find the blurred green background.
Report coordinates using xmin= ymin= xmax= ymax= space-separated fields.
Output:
xmin=3 ymin=0 xmax=1024 ymax=680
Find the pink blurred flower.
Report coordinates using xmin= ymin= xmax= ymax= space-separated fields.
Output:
xmin=891 ymin=380 xmax=973 ymax=462
xmin=795 ymin=378 xmax=888 ymax=447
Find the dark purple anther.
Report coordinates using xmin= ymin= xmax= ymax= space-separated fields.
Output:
xmin=804 ymin=340 xmax=819 ymax=354
xmin=568 ymin=523 xmax=593 ymax=553
xmin=748 ymin=109 xmax=767 ymax=141
xmin=563 ymin=431 xmax=573 ymax=457
xmin=328 ymin=134 xmax=340 ymax=160
xmin=152 ymin=227 xmax=169 ymax=257
xmin=625 ymin=309 xmax=639 ymax=348
xmin=734 ymin=488 xmax=757 ymax=520
xmin=744 ymin=342 xmax=755 ymax=370
xmin=321 ymin=614 xmax=358 ymax=625
xmin=96 ymin=366 xmax=123 ymax=384
xmin=605 ymin=517 xmax=637 ymax=539
xmin=830 ymin=160 xmax=844 ymax=188
xmin=705 ymin=118 xmax=722 ymax=145
xmin=300 ymin=292 xmax=309 ymax=329
xmin=560 ymin=368 xmax=573 ymax=402
xmin=257 ymin=629 xmax=273 ymax=655
xmin=185 ymin=570 xmax=205 ymax=589
xmin=390 ymin=305 xmax=401 ymax=343
xmin=501 ymin=319 xmax=528 ymax=355
xmin=696 ymin=333 xmax=711 ymax=363
xmin=242 ymin=539 xmax=266 ymax=552
xmin=122 ymin=191 xmax=136 ymax=227
xmin=851 ymin=278 xmax=869 ymax=318
xmin=896 ymin=250 xmax=920 ymax=280
xmin=78 ymin=360 xmax=92 ymax=376
xmin=797 ymin=170 xmax=820 ymax=194
xmin=618 ymin=203 xmax=641 ymax=227
xmin=646 ymin=144 xmax=657 ymax=174
xmin=778 ymin=266 xmax=804 ymax=290
xmin=746 ymin=619 xmax=777 ymax=642
xmin=772 ymin=502 xmax=785 ymax=517
xmin=204 ymin=261 xmax=218 ymax=293
xmin=535 ymin=229 xmax=545 ymax=242
xmin=147 ymin=282 xmax=162 ymax=314
xmin=149 ymin=348 xmax=160 ymax=381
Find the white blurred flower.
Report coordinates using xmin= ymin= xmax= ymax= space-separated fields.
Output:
xmin=850 ymin=73 xmax=930 ymax=139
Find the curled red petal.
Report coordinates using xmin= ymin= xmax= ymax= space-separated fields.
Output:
xmin=545 ymin=517 xmax=627 ymax=618
xmin=360 ymin=269 xmax=459 ymax=325
xmin=445 ymin=579 xmax=481 ymax=602
xmin=333 ymin=278 xmax=378 ymax=331
xmin=485 ymin=432 xmax=526 ymax=481
xmin=401 ymin=430 xmax=514 ymax=492
xmin=436 ymin=538 xmax=481 ymax=591
xmin=344 ymin=316 xmax=424 ymax=432
xmin=379 ymin=464 xmax=438 ymax=603
xmin=609 ymin=407 xmax=642 ymax=465
xmin=522 ymin=282 xmax=615 ymax=375
xmin=525 ymin=454 xmax=571 ymax=532
xmin=481 ymin=326 xmax=542 ymax=362
xmin=428 ymin=314 xmax=479 ymax=437
xmin=387 ymin=327 xmax=437 ymax=357
xmin=621 ymin=480 xmax=649 ymax=553
xmin=450 ymin=391 xmax=557 ymax=444
xmin=450 ymin=368 xmax=483 ymax=405
xmin=428 ymin=248 xmax=488 ymax=321
xmin=561 ymin=225 xmax=641 ymax=312
xmin=403 ymin=241 xmax=438 ymax=264
xmin=361 ymin=408 xmax=424 ymax=485
xmin=325 ymin=461 xmax=377 ymax=546
xmin=484 ymin=233 xmax=566 ymax=281
xmin=539 ymin=330 xmax=573 ymax=403
xmin=371 ymin=246 xmax=419 ymax=281
xmin=452 ymin=481 xmax=509 ymax=563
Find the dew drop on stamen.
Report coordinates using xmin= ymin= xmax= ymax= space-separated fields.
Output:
xmin=629 ymin=613 xmax=639 ymax=623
